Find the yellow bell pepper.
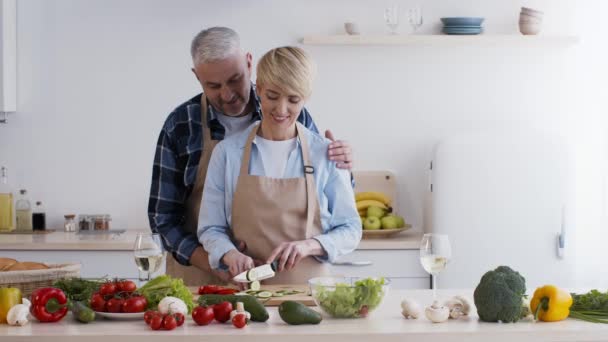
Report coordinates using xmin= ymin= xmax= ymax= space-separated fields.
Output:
xmin=0 ymin=287 xmax=22 ymax=324
xmin=530 ymin=285 xmax=572 ymax=322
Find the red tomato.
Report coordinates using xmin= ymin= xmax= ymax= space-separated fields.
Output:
xmin=99 ymin=283 xmax=117 ymax=296
xmin=90 ymin=293 xmax=107 ymax=312
xmin=106 ymin=297 xmax=125 ymax=313
xmin=123 ymin=296 xmax=147 ymax=313
xmin=116 ymin=280 xmax=137 ymax=293
xmin=144 ymin=310 xmax=159 ymax=325
xmin=162 ymin=315 xmax=177 ymax=330
xmin=213 ymin=301 xmax=233 ymax=323
xmin=174 ymin=312 xmax=185 ymax=327
xmin=150 ymin=315 xmax=163 ymax=330
xmin=192 ymin=306 xmax=214 ymax=325
xmin=232 ymin=314 xmax=247 ymax=328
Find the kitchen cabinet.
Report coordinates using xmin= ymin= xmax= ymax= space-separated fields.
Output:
xmin=331 ymin=249 xmax=430 ymax=289
xmin=0 ymin=230 xmax=427 ymax=287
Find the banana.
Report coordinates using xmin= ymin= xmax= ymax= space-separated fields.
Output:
xmin=356 ymin=199 xmax=388 ymax=212
xmin=355 ymin=192 xmax=392 ymax=206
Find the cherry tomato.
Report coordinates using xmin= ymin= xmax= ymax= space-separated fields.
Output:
xmin=232 ymin=313 xmax=247 ymax=328
xmin=106 ymin=297 xmax=125 ymax=313
xmin=117 ymin=280 xmax=137 ymax=293
xmin=90 ymin=293 xmax=107 ymax=312
xmin=123 ymin=296 xmax=147 ymax=313
xmin=99 ymin=283 xmax=117 ymax=296
xmin=192 ymin=306 xmax=214 ymax=325
xmin=174 ymin=312 xmax=185 ymax=327
xmin=144 ymin=310 xmax=159 ymax=325
xmin=150 ymin=315 xmax=163 ymax=330
xmin=162 ymin=315 xmax=177 ymax=330
xmin=213 ymin=301 xmax=233 ymax=323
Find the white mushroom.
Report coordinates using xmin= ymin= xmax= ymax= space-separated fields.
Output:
xmin=425 ymin=301 xmax=450 ymax=323
xmin=401 ymin=299 xmax=422 ymax=319
xmin=444 ymin=295 xmax=471 ymax=319
xmin=6 ymin=304 xmax=30 ymax=326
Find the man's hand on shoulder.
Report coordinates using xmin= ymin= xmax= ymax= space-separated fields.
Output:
xmin=325 ymin=129 xmax=353 ymax=170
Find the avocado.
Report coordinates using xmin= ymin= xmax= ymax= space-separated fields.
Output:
xmin=278 ymin=300 xmax=322 ymax=325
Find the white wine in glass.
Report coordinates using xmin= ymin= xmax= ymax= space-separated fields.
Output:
xmin=134 ymin=233 xmax=165 ymax=282
xmin=420 ymin=233 xmax=451 ymax=300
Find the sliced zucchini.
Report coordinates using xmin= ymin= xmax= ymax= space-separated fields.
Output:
xmin=272 ymin=292 xmax=285 ymax=297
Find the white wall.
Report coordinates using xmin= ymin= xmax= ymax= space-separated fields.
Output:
xmin=0 ymin=1 xmax=606 ymax=286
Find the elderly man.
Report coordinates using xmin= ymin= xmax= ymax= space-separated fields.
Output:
xmin=148 ymin=27 xmax=354 ymax=285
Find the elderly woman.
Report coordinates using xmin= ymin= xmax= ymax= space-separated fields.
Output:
xmin=198 ymin=46 xmax=361 ymax=284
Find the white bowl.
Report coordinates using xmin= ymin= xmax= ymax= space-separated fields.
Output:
xmin=521 ymin=7 xmax=544 ymax=17
xmin=519 ymin=14 xmax=542 ymax=23
xmin=344 ymin=22 xmax=360 ymax=35
xmin=519 ymin=22 xmax=542 ymax=35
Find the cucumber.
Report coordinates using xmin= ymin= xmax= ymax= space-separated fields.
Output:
xmin=198 ymin=294 xmax=269 ymax=322
xmin=250 ymin=280 xmax=261 ymax=291
xmin=257 ymin=291 xmax=273 ymax=298
xmin=71 ymin=301 xmax=96 ymax=323
xmin=278 ymin=300 xmax=322 ymax=325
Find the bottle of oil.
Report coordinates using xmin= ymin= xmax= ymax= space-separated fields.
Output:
xmin=16 ymin=189 xmax=33 ymax=231
xmin=32 ymin=201 xmax=46 ymax=231
xmin=0 ymin=166 xmax=15 ymax=232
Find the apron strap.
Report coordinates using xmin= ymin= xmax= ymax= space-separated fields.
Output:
xmin=295 ymin=123 xmax=315 ymax=238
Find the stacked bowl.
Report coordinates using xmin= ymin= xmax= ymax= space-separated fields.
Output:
xmin=519 ymin=7 xmax=543 ymax=35
xmin=441 ymin=17 xmax=484 ymax=35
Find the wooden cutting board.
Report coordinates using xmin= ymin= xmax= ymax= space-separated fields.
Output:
xmin=190 ymin=284 xmax=315 ymax=306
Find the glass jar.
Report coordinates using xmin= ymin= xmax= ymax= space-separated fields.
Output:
xmin=78 ymin=215 xmax=92 ymax=231
xmin=93 ymin=214 xmax=111 ymax=230
xmin=64 ymin=214 xmax=77 ymax=232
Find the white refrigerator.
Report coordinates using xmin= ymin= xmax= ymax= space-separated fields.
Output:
xmin=429 ymin=128 xmax=577 ymax=290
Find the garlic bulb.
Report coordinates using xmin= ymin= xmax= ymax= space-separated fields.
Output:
xmin=7 ymin=304 xmax=30 ymax=326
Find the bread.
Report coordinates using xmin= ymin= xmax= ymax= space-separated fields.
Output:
xmin=4 ymin=261 xmax=49 ymax=271
xmin=0 ymin=257 xmax=17 ymax=271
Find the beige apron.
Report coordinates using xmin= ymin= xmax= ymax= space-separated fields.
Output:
xmin=231 ymin=122 xmax=330 ymax=285
xmin=165 ymin=96 xmax=224 ymax=286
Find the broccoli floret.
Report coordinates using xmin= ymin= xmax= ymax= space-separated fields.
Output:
xmin=473 ymin=265 xmax=526 ymax=323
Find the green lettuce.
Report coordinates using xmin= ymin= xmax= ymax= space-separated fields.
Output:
xmin=138 ymin=275 xmax=195 ymax=313
xmin=314 ymin=277 xmax=386 ymax=318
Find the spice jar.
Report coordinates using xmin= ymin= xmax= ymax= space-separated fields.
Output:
xmin=78 ymin=215 xmax=92 ymax=231
xmin=64 ymin=214 xmax=77 ymax=232
xmin=93 ymin=214 xmax=111 ymax=230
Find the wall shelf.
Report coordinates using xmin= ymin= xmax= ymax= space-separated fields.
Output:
xmin=301 ymin=34 xmax=579 ymax=47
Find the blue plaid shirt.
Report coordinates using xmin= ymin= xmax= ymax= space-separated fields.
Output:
xmin=148 ymin=87 xmax=318 ymax=265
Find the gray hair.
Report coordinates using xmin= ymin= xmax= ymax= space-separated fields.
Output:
xmin=190 ymin=27 xmax=241 ymax=66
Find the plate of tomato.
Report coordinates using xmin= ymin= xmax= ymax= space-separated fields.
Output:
xmin=90 ymin=280 xmax=148 ymax=319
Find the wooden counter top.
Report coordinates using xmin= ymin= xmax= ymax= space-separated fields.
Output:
xmin=0 ymin=230 xmax=423 ymax=251
xmin=1 ymin=289 xmax=607 ymax=342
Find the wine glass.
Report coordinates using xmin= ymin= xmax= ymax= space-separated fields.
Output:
xmin=419 ymin=234 xmax=451 ymax=301
xmin=134 ymin=233 xmax=165 ymax=283
xmin=408 ymin=6 xmax=423 ymax=33
xmin=384 ymin=5 xmax=400 ymax=34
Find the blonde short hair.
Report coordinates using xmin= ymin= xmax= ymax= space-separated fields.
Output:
xmin=256 ymin=46 xmax=315 ymax=99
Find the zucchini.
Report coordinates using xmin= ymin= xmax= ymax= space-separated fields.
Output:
xmin=257 ymin=291 xmax=273 ymax=298
xmin=198 ymin=294 xmax=269 ymax=322
xmin=250 ymin=280 xmax=261 ymax=291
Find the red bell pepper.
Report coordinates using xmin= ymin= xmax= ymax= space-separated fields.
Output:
xmin=30 ymin=287 xmax=68 ymax=322
xmin=198 ymin=285 xmax=238 ymax=295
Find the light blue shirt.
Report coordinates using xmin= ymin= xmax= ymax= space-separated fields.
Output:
xmin=197 ymin=123 xmax=362 ymax=270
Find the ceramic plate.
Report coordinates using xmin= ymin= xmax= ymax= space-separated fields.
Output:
xmin=362 ymin=224 xmax=412 ymax=239
xmin=440 ymin=17 xmax=485 ymax=26
xmin=94 ymin=311 xmax=145 ymax=320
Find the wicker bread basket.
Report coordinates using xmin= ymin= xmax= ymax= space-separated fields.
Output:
xmin=0 ymin=263 xmax=81 ymax=297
